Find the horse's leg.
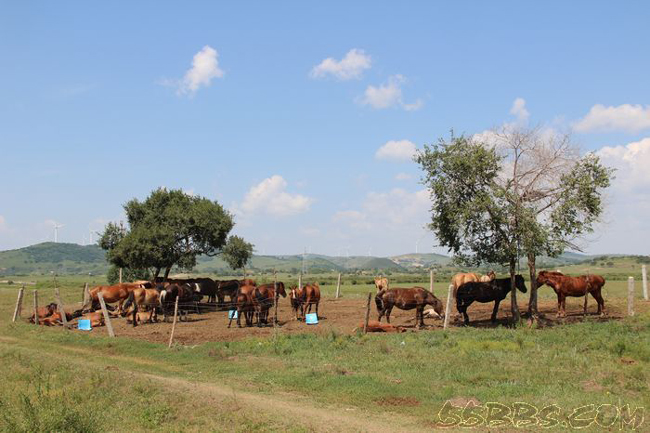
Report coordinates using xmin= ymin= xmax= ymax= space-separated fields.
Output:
xmin=491 ymin=300 xmax=501 ymax=323
xmin=377 ymin=304 xmax=385 ymax=323
xmin=556 ymin=293 xmax=562 ymax=318
xmin=416 ymin=306 xmax=424 ymax=329
xmin=315 ymin=302 xmax=319 ymax=319
xmin=560 ymin=293 xmax=567 ymax=317
xmin=593 ymin=289 xmax=605 ymax=316
xmin=386 ymin=305 xmax=393 ymax=324
xmin=459 ymin=304 xmax=469 ymax=326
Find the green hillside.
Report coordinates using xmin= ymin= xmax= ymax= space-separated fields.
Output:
xmin=0 ymin=243 xmax=108 ymax=275
xmin=1 ymin=242 xmax=644 ymax=278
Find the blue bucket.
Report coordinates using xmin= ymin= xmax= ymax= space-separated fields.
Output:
xmin=228 ymin=310 xmax=238 ymax=319
xmin=77 ymin=319 xmax=91 ymax=331
xmin=305 ymin=313 xmax=318 ymax=325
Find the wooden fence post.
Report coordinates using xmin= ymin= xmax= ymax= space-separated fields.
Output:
xmin=627 ymin=277 xmax=635 ymax=317
xmin=273 ymin=271 xmax=279 ymax=325
xmin=33 ymin=290 xmax=39 ymax=325
xmin=119 ymin=268 xmax=123 ymax=284
xmin=363 ymin=292 xmax=372 ymax=334
xmin=335 ymin=273 xmax=341 ymax=299
xmin=12 ymin=287 xmax=24 ymax=322
xmin=298 ymin=273 xmax=302 ymax=291
xmin=97 ymin=292 xmax=115 ymax=337
xmin=168 ymin=296 xmax=180 ymax=348
xmin=82 ymin=282 xmax=89 ymax=305
xmin=443 ymin=284 xmax=454 ymax=330
xmin=54 ymin=287 xmax=69 ymax=328
xmin=642 ymin=265 xmax=648 ymax=301
xmin=429 ymin=270 xmax=434 ymax=293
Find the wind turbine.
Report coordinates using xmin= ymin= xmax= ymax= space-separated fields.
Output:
xmin=53 ymin=223 xmax=64 ymax=243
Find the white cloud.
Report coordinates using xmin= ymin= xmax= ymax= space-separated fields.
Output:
xmin=240 ymin=175 xmax=313 ymax=217
xmin=177 ymin=45 xmax=224 ymax=96
xmin=332 ymin=210 xmax=369 ymax=230
xmin=395 ymin=172 xmax=413 ymax=181
xmin=510 ymin=97 xmax=529 ymax=124
xmin=375 ymin=140 xmax=417 ymax=162
xmin=310 ymin=48 xmax=371 ymax=80
xmin=357 ymin=75 xmax=423 ymax=111
xmin=598 ymin=137 xmax=650 ymax=192
xmin=573 ymin=104 xmax=650 ymax=133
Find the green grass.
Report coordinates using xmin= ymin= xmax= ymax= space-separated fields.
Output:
xmin=0 ymin=275 xmax=648 ymax=431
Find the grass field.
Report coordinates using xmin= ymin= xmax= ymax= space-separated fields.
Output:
xmin=0 ymin=273 xmax=648 ymax=432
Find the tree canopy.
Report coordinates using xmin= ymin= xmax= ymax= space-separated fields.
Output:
xmin=99 ymin=188 xmax=253 ymax=279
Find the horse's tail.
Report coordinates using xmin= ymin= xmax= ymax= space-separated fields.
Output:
xmin=123 ymin=291 xmax=135 ymax=312
xmin=375 ymin=292 xmax=385 ymax=313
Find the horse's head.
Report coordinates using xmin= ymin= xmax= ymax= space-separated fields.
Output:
xmin=429 ymin=294 xmax=444 ymax=317
xmin=515 ymin=275 xmax=528 ymax=293
xmin=536 ymin=271 xmax=554 ymax=287
xmin=276 ymin=282 xmax=287 ymax=298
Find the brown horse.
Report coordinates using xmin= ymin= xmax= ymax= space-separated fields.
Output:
xmin=536 ymin=271 xmax=606 ymax=317
xmin=230 ymin=284 xmax=257 ymax=327
xmin=375 ymin=287 xmax=444 ymax=329
xmin=122 ymin=288 xmax=161 ymax=324
xmin=29 ymin=303 xmax=58 ymax=323
xmin=80 ymin=311 xmax=105 ymax=327
xmin=87 ymin=282 xmax=147 ymax=314
xmin=374 ymin=277 xmax=389 ymax=292
xmin=289 ymin=283 xmax=321 ymax=321
xmin=254 ymin=282 xmax=286 ymax=325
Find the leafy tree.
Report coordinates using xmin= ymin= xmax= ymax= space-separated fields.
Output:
xmin=222 ymin=235 xmax=254 ymax=273
xmin=485 ymin=127 xmax=613 ymax=316
xmin=100 ymin=188 xmax=245 ymax=280
xmin=416 ymin=135 xmax=524 ymax=321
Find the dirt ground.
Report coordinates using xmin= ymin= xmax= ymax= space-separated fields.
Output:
xmin=77 ymin=295 xmax=647 ymax=345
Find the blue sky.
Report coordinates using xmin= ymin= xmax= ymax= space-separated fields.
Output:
xmin=1 ymin=1 xmax=650 ymax=256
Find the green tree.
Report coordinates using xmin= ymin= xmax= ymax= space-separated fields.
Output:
xmin=100 ymin=188 xmax=245 ymax=280
xmin=222 ymin=235 xmax=254 ymax=273
xmin=416 ymin=135 xmax=524 ymax=321
xmin=485 ymin=127 xmax=613 ymax=316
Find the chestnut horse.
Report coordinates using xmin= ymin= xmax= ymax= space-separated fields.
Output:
xmin=230 ymin=284 xmax=257 ymax=327
xmin=86 ymin=282 xmax=148 ymax=314
xmin=122 ymin=288 xmax=161 ymax=324
xmin=289 ymin=283 xmax=320 ymax=321
xmin=254 ymin=282 xmax=286 ymax=325
xmin=375 ymin=287 xmax=444 ymax=329
xmin=536 ymin=271 xmax=606 ymax=317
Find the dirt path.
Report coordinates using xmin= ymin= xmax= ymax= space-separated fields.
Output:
xmin=0 ymin=335 xmax=428 ymax=433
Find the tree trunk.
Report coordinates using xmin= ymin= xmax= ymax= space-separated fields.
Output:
xmin=510 ymin=258 xmax=521 ymax=325
xmin=527 ymin=252 xmax=538 ymax=317
xmin=163 ymin=266 xmax=172 ymax=282
xmin=154 ymin=267 xmax=161 ymax=280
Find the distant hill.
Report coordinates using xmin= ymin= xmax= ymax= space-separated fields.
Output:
xmin=0 ymin=242 xmax=108 ymax=275
xmin=0 ymin=242 xmax=640 ymax=276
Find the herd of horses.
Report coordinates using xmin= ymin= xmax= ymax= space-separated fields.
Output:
xmin=28 ymin=268 xmax=607 ymax=330
xmin=29 ymin=276 xmax=323 ymax=329
xmin=373 ymin=269 xmax=607 ymax=327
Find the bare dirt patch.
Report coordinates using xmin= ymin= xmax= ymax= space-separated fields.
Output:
xmin=64 ymin=295 xmax=645 ymax=344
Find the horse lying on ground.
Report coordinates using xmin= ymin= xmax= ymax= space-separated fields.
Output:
xmin=375 ymin=287 xmax=444 ymax=329
xmin=536 ymin=271 xmax=606 ymax=317
xmin=29 ymin=303 xmax=58 ymax=323
xmin=80 ymin=311 xmax=104 ymax=327
xmin=289 ymin=283 xmax=320 ymax=321
xmin=37 ymin=309 xmax=81 ymax=326
xmin=456 ymin=275 xmax=527 ymax=326
xmin=360 ymin=320 xmax=405 ymax=333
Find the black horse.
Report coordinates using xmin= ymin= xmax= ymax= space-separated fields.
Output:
xmin=456 ymin=275 xmax=527 ymax=325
